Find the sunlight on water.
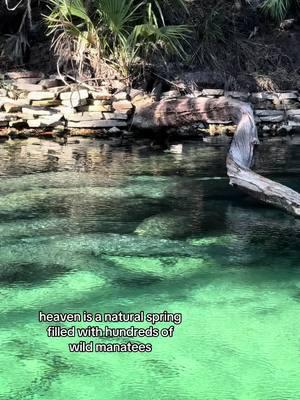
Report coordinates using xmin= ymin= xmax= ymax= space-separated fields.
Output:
xmin=0 ymin=138 xmax=300 ymax=399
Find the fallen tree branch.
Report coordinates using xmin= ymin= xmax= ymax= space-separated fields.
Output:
xmin=132 ymin=96 xmax=300 ymax=217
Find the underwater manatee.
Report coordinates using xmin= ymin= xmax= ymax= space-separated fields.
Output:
xmin=135 ymin=212 xmax=196 ymax=239
xmin=0 ymin=270 xmax=106 ymax=313
xmin=102 ymin=255 xmax=211 ymax=281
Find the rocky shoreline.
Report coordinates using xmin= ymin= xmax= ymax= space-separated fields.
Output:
xmin=1 ymin=70 xmax=300 ymax=145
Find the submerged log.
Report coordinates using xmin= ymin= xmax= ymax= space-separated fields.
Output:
xmin=132 ymin=97 xmax=300 ymax=217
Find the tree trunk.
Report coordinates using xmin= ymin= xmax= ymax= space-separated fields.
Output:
xmin=132 ymin=96 xmax=300 ymax=217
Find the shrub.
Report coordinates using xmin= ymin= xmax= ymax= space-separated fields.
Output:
xmin=45 ymin=0 xmax=190 ymax=79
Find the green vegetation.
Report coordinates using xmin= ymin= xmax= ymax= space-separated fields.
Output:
xmin=0 ymin=0 xmax=300 ymax=88
xmin=261 ymin=0 xmax=291 ymax=21
xmin=45 ymin=0 xmax=190 ymax=77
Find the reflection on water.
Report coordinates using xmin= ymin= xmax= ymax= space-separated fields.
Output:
xmin=0 ymin=138 xmax=300 ymax=399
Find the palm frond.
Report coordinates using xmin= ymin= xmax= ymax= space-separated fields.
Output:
xmin=260 ymin=0 xmax=290 ymax=21
xmin=96 ymin=0 xmax=142 ymax=35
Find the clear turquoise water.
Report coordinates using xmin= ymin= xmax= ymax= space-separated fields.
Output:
xmin=1 ymin=138 xmax=300 ymax=399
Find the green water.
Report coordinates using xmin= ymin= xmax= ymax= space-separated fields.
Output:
xmin=1 ymin=138 xmax=300 ymax=399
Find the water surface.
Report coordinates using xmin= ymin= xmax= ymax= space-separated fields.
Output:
xmin=0 ymin=138 xmax=300 ymax=400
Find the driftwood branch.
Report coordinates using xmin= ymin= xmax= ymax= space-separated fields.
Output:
xmin=132 ymin=96 xmax=300 ymax=217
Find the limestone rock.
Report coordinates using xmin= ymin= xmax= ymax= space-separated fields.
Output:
xmin=14 ymin=82 xmax=44 ymax=92
xmin=6 ymin=71 xmax=44 ymax=79
xmin=28 ymin=91 xmax=56 ymax=101
xmin=287 ymin=110 xmax=300 ymax=122
xmin=89 ymin=99 xmax=111 ymax=106
xmin=16 ymin=113 xmax=36 ymax=120
xmin=103 ymin=112 xmax=128 ymax=120
xmin=68 ymin=128 xmax=100 ymax=136
xmin=289 ymin=114 xmax=300 ymax=122
xmin=31 ymin=99 xmax=61 ymax=107
xmin=64 ymin=112 xmax=103 ymax=121
xmin=225 ymin=91 xmax=249 ymax=101
xmin=111 ymin=80 xmax=127 ymax=91
xmin=27 ymin=114 xmax=63 ymax=128
xmin=14 ymin=98 xmax=31 ymax=106
xmin=48 ymin=86 xmax=70 ymax=95
xmin=53 ymin=106 xmax=76 ymax=114
xmin=9 ymin=119 xmax=28 ymax=129
xmin=161 ymin=90 xmax=180 ymax=99
xmin=67 ymin=120 xmax=127 ymax=128
xmin=279 ymin=100 xmax=300 ymax=110
xmin=255 ymin=100 xmax=278 ymax=110
xmin=130 ymin=89 xmax=144 ymax=99
xmin=187 ymin=91 xmax=202 ymax=97
xmin=0 ymin=89 xmax=7 ymax=97
xmin=255 ymin=110 xmax=284 ymax=117
xmin=0 ymin=129 xmax=9 ymax=139
xmin=15 ymin=92 xmax=29 ymax=100
xmin=288 ymin=120 xmax=300 ymax=127
xmin=131 ymin=94 xmax=153 ymax=108
xmin=60 ymin=89 xmax=89 ymax=101
xmin=40 ymin=79 xmax=63 ymax=89
xmin=250 ymin=92 xmax=278 ymax=101
xmin=7 ymin=90 xmax=18 ymax=100
xmin=201 ymin=89 xmax=224 ymax=96
xmin=0 ymin=96 xmax=17 ymax=107
xmin=90 ymin=90 xmax=112 ymax=101
xmin=27 ymin=119 xmax=43 ymax=128
xmin=61 ymin=98 xmax=87 ymax=108
xmin=113 ymin=92 xmax=129 ymax=101
xmin=0 ymin=112 xmax=17 ymax=121
xmin=3 ymin=103 xmax=22 ymax=113
xmin=108 ymin=127 xmax=121 ymax=134
xmin=15 ymin=77 xmax=41 ymax=84
xmin=287 ymin=109 xmax=300 ymax=117
xmin=22 ymin=106 xmax=59 ymax=116
xmin=260 ymin=115 xmax=284 ymax=123
xmin=78 ymin=104 xmax=112 ymax=112
xmin=278 ymin=92 xmax=298 ymax=100
xmin=112 ymin=100 xmax=133 ymax=112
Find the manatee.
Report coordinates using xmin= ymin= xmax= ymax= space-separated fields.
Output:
xmin=0 ymin=270 xmax=106 ymax=312
xmin=135 ymin=213 xmax=195 ymax=239
xmin=16 ymin=233 xmax=204 ymax=257
xmin=103 ymin=255 xmax=211 ymax=280
xmin=187 ymin=234 xmax=238 ymax=247
xmin=0 ymin=233 xmax=208 ymax=286
xmin=0 ymin=261 xmax=69 ymax=284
